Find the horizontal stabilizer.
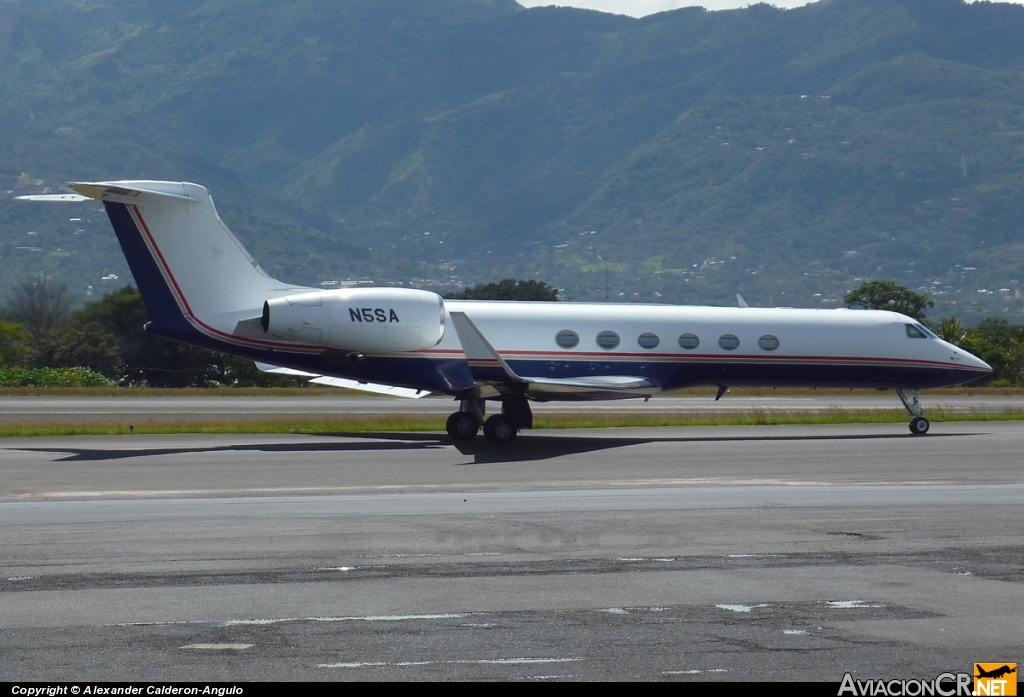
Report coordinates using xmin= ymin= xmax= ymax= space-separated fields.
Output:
xmin=16 ymin=193 xmax=91 ymax=202
xmin=66 ymin=181 xmax=199 ymax=205
xmin=255 ymin=362 xmax=429 ymax=398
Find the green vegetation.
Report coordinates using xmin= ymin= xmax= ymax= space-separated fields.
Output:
xmin=2 ymin=405 xmax=1024 ymax=438
xmin=445 ymin=278 xmax=560 ymax=301
xmin=844 ymin=280 xmax=934 ymax=320
xmin=0 ymin=366 xmax=114 ymax=387
xmin=0 ymin=279 xmax=306 ymax=387
xmin=950 ymin=319 xmax=1024 ymax=386
xmin=2 ymin=0 xmax=1024 ymax=321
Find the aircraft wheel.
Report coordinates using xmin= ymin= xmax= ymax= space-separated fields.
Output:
xmin=446 ymin=412 xmax=480 ymax=441
xmin=483 ymin=414 xmax=518 ymax=445
xmin=909 ymin=416 xmax=930 ymax=435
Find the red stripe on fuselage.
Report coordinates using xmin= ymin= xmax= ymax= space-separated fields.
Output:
xmin=125 ymin=208 xmax=982 ymax=374
xmin=412 ymin=347 xmax=979 ymax=371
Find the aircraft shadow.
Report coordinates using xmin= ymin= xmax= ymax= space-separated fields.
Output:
xmin=18 ymin=430 xmax=974 ymax=465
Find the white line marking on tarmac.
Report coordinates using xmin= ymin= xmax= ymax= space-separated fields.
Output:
xmin=715 ymin=603 xmax=768 ymax=613
xmin=318 ymin=657 xmax=584 ymax=668
xmin=827 ymin=600 xmax=883 ymax=608
xmin=180 ymin=644 xmax=253 ymax=650
xmin=119 ymin=613 xmax=467 ymax=627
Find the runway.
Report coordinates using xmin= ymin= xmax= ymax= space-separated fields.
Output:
xmin=2 ymin=422 xmax=1023 ymax=681
xmin=0 ymin=393 xmax=1022 ymax=421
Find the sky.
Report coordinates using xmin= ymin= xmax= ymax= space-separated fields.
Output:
xmin=517 ymin=0 xmax=1024 ymax=18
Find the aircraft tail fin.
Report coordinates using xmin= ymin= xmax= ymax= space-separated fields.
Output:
xmin=66 ymin=181 xmax=292 ymax=335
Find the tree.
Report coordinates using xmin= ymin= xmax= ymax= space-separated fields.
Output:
xmin=955 ymin=319 xmax=1024 ymax=387
xmin=3 ymin=274 xmax=73 ymax=343
xmin=936 ymin=317 xmax=965 ymax=344
xmin=71 ymin=286 xmax=303 ymax=387
xmin=445 ymin=279 xmax=560 ymax=301
xmin=30 ymin=322 xmax=126 ymax=380
xmin=843 ymin=281 xmax=933 ymax=320
xmin=0 ymin=321 xmax=31 ymax=367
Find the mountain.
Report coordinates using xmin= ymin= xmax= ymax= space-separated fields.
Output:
xmin=2 ymin=0 xmax=1024 ymax=321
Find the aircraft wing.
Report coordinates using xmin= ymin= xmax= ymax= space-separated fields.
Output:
xmin=254 ymin=362 xmax=431 ymax=398
xmin=448 ymin=311 xmax=661 ymax=401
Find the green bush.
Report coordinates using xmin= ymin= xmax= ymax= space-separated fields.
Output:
xmin=0 ymin=367 xmax=116 ymax=387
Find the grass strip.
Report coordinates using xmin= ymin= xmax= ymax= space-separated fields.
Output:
xmin=2 ymin=386 xmax=1024 ymax=397
xmin=2 ymin=407 xmax=1023 ymax=437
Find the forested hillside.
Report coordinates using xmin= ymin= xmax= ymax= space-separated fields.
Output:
xmin=2 ymin=0 xmax=1024 ymax=321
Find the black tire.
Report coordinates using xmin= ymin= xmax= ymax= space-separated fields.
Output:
xmin=909 ymin=416 xmax=930 ymax=435
xmin=446 ymin=412 xmax=480 ymax=441
xmin=483 ymin=414 xmax=518 ymax=445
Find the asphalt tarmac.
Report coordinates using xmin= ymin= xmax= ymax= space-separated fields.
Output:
xmin=1 ymin=421 xmax=1022 ymax=681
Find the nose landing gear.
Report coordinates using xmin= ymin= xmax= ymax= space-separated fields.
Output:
xmin=897 ymin=388 xmax=929 ymax=435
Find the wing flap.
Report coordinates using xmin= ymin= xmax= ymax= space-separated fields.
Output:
xmin=518 ymin=375 xmax=660 ymax=401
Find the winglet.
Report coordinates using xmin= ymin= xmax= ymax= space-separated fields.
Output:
xmin=449 ymin=311 xmax=525 ymax=384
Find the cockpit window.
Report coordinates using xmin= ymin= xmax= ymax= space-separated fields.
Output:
xmin=916 ymin=323 xmax=938 ymax=339
xmin=905 ymin=324 xmax=928 ymax=339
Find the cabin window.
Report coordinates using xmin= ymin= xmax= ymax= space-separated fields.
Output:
xmin=678 ymin=333 xmax=700 ymax=350
xmin=718 ymin=334 xmax=740 ymax=351
xmin=596 ymin=330 xmax=620 ymax=350
xmin=638 ymin=332 xmax=660 ymax=349
xmin=758 ymin=334 xmax=780 ymax=351
xmin=905 ymin=324 xmax=928 ymax=339
xmin=555 ymin=330 xmax=580 ymax=349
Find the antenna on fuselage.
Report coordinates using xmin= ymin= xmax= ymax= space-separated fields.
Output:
xmin=737 ymin=294 xmax=749 ymax=308
xmin=598 ymin=254 xmax=609 ymax=301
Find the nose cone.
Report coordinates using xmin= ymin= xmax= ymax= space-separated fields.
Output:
xmin=964 ymin=350 xmax=992 ymax=374
xmin=947 ymin=340 xmax=992 ymax=375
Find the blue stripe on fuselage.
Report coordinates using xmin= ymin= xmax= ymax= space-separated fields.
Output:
xmin=502 ymin=357 xmax=979 ymax=391
xmin=104 ymin=202 xmax=182 ymax=322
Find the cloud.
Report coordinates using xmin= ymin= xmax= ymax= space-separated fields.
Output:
xmin=517 ymin=0 xmax=1024 ymax=19
xmin=517 ymin=1 xmax=810 ymax=17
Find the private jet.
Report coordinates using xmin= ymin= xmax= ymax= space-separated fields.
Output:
xmin=24 ymin=181 xmax=991 ymax=444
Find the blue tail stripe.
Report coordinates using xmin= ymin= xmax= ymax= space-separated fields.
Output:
xmin=104 ymin=202 xmax=183 ymax=322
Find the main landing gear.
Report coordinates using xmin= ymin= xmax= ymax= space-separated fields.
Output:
xmin=445 ymin=395 xmax=533 ymax=445
xmin=897 ymin=388 xmax=929 ymax=435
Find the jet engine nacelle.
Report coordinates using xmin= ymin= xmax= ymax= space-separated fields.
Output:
xmin=262 ymin=288 xmax=446 ymax=353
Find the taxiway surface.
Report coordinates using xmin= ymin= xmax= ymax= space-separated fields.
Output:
xmin=2 ymin=422 xmax=1022 ymax=681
